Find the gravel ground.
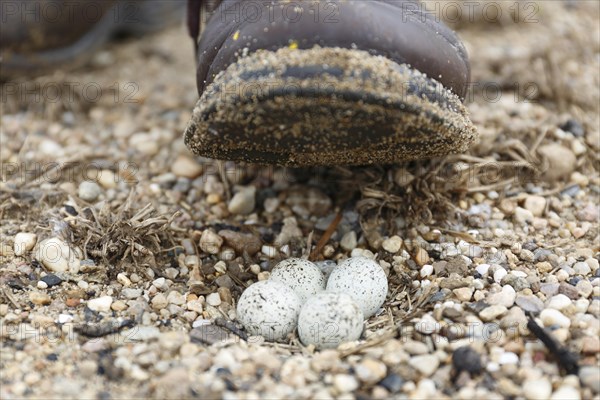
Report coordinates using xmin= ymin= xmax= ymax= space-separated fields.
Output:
xmin=1 ymin=1 xmax=599 ymax=399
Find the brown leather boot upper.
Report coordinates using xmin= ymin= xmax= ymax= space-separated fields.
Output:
xmin=189 ymin=0 xmax=470 ymax=99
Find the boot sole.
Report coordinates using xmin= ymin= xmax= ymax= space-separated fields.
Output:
xmin=185 ymin=46 xmax=477 ymax=166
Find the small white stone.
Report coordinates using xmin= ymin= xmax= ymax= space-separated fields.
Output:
xmin=540 ymin=309 xmax=571 ymax=328
xmin=573 ymin=262 xmax=591 ymax=275
xmin=199 ymin=229 xmax=223 ymax=255
xmin=14 ymin=232 xmax=37 ymax=256
xmin=551 ymin=386 xmax=581 ymax=400
xmin=409 ymin=354 xmax=439 ymax=377
xmin=340 ymin=231 xmax=358 ymax=251
xmin=523 ymin=377 xmax=552 ymax=400
xmin=37 ymin=281 xmax=48 ymax=289
xmin=35 ymin=237 xmax=80 ymax=273
xmin=57 ymin=314 xmax=73 ymax=324
xmin=382 ymin=236 xmax=403 ymax=253
xmin=228 ymin=187 xmax=256 ymax=215
xmin=97 ymin=169 xmax=117 ymax=189
xmin=493 ymin=268 xmax=508 ymax=283
xmin=415 ymin=314 xmax=439 ymax=334
xmin=476 ymin=264 xmax=491 ymax=276
xmin=206 ymin=292 xmax=222 ymax=307
xmin=420 ymin=264 xmax=434 ymax=278
xmin=117 ymin=273 xmax=131 ymax=287
xmin=547 ymin=294 xmax=572 ymax=310
xmin=152 ymin=277 xmax=169 ymax=291
xmin=486 ymin=285 xmax=516 ymax=308
xmin=479 ymin=305 xmax=507 ymax=321
xmin=514 ymin=207 xmax=534 ymax=225
xmin=333 ymin=374 xmax=359 ymax=393
xmin=453 ymin=287 xmax=474 ymax=302
xmin=87 ymin=296 xmax=113 ymax=313
xmin=78 ymin=181 xmax=102 ymax=202
xmin=523 ymin=195 xmax=546 ymax=217
xmin=498 ymin=351 xmax=519 ymax=365
xmin=261 ymin=245 xmax=278 ymax=258
xmin=171 ymin=155 xmax=203 ymax=178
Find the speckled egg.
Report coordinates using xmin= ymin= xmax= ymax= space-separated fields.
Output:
xmin=326 ymin=256 xmax=388 ymax=318
xmin=270 ymin=258 xmax=326 ymax=303
xmin=236 ymin=280 xmax=302 ymax=341
xmin=297 ymin=292 xmax=364 ymax=349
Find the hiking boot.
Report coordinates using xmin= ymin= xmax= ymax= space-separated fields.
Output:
xmin=0 ymin=0 xmax=185 ymax=80
xmin=184 ymin=0 xmax=477 ymax=166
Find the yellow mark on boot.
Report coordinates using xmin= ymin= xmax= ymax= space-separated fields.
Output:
xmin=233 ymin=30 xmax=240 ymax=41
xmin=288 ymin=40 xmax=298 ymax=50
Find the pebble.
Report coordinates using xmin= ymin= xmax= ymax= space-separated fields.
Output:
xmin=166 ymin=291 xmax=185 ymax=305
xmin=514 ymin=207 xmax=534 ymax=224
xmin=452 ymin=346 xmax=483 ymax=374
xmin=576 ymin=280 xmax=593 ymax=297
xmin=546 ymin=294 xmax=572 ymax=310
xmin=78 ymin=181 xmax=102 ymax=202
xmin=228 ymin=186 xmax=256 ymax=215
xmin=261 ymin=245 xmax=278 ymax=258
xmin=355 ymin=358 xmax=387 ymax=384
xmin=493 ymin=268 xmax=508 ymax=283
xmin=379 ymin=373 xmax=404 ymax=393
xmin=579 ymin=366 xmax=600 ymax=393
xmin=122 ymin=288 xmax=142 ymax=299
xmin=87 ymin=296 xmax=113 ymax=313
xmin=476 ymin=264 xmax=491 ymax=276
xmin=577 ymin=203 xmax=598 ymax=222
xmin=453 ymin=287 xmax=474 ymax=302
xmin=128 ymin=326 xmax=161 ymax=341
xmin=340 ymin=231 xmax=358 ymax=251
xmin=35 ymin=237 xmax=80 ymax=273
xmin=487 ymin=285 xmax=516 ymax=308
xmin=206 ymin=292 xmax=221 ymax=307
xmin=523 ymin=377 xmax=552 ymax=400
xmin=219 ymin=230 xmax=262 ymax=255
xmin=479 ymin=305 xmax=508 ymax=321
xmin=13 ymin=232 xmax=37 ymax=256
xmin=515 ymin=294 xmax=544 ymax=313
xmin=29 ymin=291 xmax=51 ymax=305
xmin=199 ymin=229 xmax=223 ymax=255
xmin=540 ymin=308 xmax=571 ymax=328
xmin=551 ymin=386 xmax=581 ymax=400
xmin=524 ymin=195 xmax=546 ymax=217
xmin=573 ymin=261 xmax=591 ymax=275
xmin=498 ymin=351 xmax=519 ymax=365
xmin=538 ymin=143 xmax=576 ymax=181
xmin=558 ymin=282 xmax=579 ymax=300
xmin=151 ymin=293 xmax=168 ymax=310
xmin=382 ymin=236 xmax=403 ymax=253
xmin=582 ymin=336 xmax=600 ymax=354
xmin=333 ymin=374 xmax=359 ymax=393
xmin=41 ymin=274 xmax=62 ymax=288
xmin=171 ymin=155 xmax=203 ymax=178
xmin=420 ymin=264 xmax=434 ymax=278
xmin=409 ymin=355 xmax=439 ymax=377
xmin=414 ymin=247 xmax=430 ymax=266
xmin=111 ymin=301 xmax=127 ymax=311
xmin=97 ymin=169 xmax=118 ymax=189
